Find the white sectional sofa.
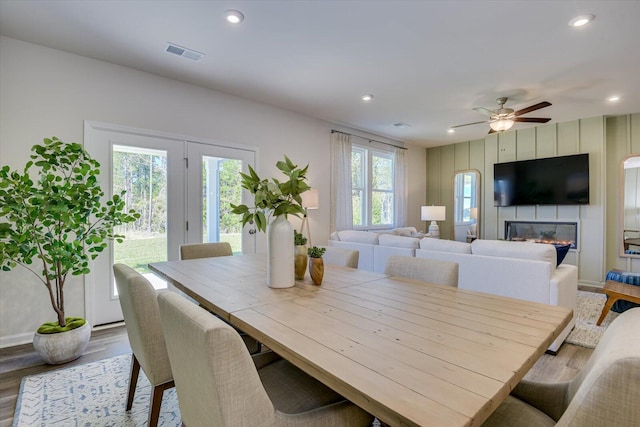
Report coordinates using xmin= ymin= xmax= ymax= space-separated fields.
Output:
xmin=328 ymin=231 xmax=577 ymax=353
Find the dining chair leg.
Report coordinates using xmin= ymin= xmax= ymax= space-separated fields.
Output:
xmin=126 ymin=353 xmax=141 ymax=411
xmin=148 ymin=380 xmax=176 ymax=427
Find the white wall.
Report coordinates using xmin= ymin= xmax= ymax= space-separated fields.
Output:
xmin=0 ymin=36 xmax=427 ymax=346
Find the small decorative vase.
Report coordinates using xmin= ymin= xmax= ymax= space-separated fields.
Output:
xmin=294 ymin=245 xmax=308 ymax=280
xmin=267 ymin=215 xmax=295 ymax=288
xmin=309 ymin=257 xmax=324 ymax=286
xmin=33 ymin=321 xmax=91 ymax=365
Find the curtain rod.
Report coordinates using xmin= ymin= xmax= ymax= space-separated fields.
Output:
xmin=331 ymin=129 xmax=407 ymax=150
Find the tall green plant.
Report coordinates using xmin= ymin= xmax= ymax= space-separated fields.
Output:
xmin=0 ymin=137 xmax=139 ymax=329
xmin=230 ymin=156 xmax=310 ymax=232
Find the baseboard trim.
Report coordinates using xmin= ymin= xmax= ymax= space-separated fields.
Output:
xmin=0 ymin=332 xmax=34 ymax=349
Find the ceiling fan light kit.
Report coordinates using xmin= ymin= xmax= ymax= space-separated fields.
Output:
xmin=490 ymin=118 xmax=515 ymax=132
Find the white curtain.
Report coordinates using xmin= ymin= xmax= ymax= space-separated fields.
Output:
xmin=393 ymin=146 xmax=408 ymax=227
xmin=330 ymin=132 xmax=353 ymax=231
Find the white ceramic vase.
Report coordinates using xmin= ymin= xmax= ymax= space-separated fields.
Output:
xmin=267 ymin=215 xmax=295 ymax=288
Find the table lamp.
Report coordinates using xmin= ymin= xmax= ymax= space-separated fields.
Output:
xmin=421 ymin=205 xmax=446 ymax=238
xmin=300 ymin=189 xmax=319 ymax=246
xmin=469 ymin=207 xmax=478 ymax=237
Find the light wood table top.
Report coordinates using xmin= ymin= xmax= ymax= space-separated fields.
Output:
xmin=150 ymin=255 xmax=572 ymax=427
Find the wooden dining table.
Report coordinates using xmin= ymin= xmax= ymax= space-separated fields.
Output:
xmin=149 ymin=254 xmax=572 ymax=427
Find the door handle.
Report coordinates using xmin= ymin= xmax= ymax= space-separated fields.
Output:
xmin=249 ymin=229 xmax=256 ymax=235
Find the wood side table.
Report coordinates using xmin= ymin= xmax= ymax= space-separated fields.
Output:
xmin=596 ymin=280 xmax=640 ymax=326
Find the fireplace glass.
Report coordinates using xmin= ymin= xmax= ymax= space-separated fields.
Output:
xmin=505 ymin=221 xmax=577 ymax=250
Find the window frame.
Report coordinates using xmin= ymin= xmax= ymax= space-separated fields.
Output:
xmin=351 ymin=144 xmax=395 ymax=230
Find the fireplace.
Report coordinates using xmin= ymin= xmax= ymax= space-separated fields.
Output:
xmin=505 ymin=221 xmax=578 ymax=249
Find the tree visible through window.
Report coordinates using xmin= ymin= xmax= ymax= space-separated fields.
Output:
xmin=352 ymin=146 xmax=394 ymax=228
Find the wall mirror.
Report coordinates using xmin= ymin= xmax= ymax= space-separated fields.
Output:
xmin=453 ymin=170 xmax=480 ymax=242
xmin=621 ymin=154 xmax=640 ymax=257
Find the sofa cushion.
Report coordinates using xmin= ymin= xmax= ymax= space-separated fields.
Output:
xmin=391 ymin=227 xmax=418 ymax=236
xmin=419 ymin=238 xmax=472 ymax=254
xmin=336 ymin=230 xmax=379 ymax=245
xmin=471 ymin=240 xmax=557 ymax=268
xmin=378 ymin=234 xmax=420 ymax=249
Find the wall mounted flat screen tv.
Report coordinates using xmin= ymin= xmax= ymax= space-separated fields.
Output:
xmin=494 ymin=153 xmax=589 ymax=207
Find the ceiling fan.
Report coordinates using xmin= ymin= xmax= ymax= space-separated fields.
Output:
xmin=451 ymin=97 xmax=552 ymax=133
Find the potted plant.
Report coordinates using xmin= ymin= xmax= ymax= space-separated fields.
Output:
xmin=294 ymin=230 xmax=308 ymax=280
xmin=0 ymin=137 xmax=139 ymax=364
xmin=307 ymin=246 xmax=326 ymax=286
xmin=230 ymin=156 xmax=310 ymax=288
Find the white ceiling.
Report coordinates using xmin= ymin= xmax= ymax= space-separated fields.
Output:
xmin=1 ymin=0 xmax=639 ymax=147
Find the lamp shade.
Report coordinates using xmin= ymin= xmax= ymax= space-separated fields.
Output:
xmin=470 ymin=207 xmax=478 ymax=220
xmin=301 ymin=189 xmax=319 ymax=209
xmin=421 ymin=206 xmax=446 ymax=221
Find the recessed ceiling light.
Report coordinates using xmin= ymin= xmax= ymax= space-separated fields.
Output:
xmin=447 ymin=129 xmax=455 ymax=134
xmin=607 ymin=95 xmax=621 ymax=102
xmin=225 ymin=10 xmax=244 ymax=24
xmin=361 ymin=94 xmax=374 ymax=102
xmin=568 ymin=14 xmax=595 ymax=27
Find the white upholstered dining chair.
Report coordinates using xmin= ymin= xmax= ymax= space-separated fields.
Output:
xmin=483 ymin=307 xmax=640 ymax=426
xmin=113 ymin=264 xmax=174 ymax=427
xmin=384 ymin=255 xmax=459 ymax=287
xmin=321 ymin=246 xmax=359 ymax=268
xmin=178 ymin=241 xmax=261 ymax=354
xmin=157 ymin=292 xmax=375 ymax=427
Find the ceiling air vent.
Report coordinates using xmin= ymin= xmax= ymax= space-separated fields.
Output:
xmin=393 ymin=122 xmax=412 ymax=128
xmin=165 ymin=43 xmax=204 ymax=62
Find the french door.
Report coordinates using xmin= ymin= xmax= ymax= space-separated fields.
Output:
xmin=84 ymin=122 xmax=256 ymax=326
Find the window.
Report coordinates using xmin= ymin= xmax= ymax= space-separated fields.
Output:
xmin=351 ymin=145 xmax=394 ymax=228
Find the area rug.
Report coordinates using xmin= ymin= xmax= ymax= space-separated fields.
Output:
xmin=565 ymin=290 xmax=619 ymax=349
xmin=13 ymin=354 xmax=180 ymax=426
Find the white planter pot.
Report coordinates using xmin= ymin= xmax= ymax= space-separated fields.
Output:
xmin=33 ymin=321 xmax=91 ymax=365
xmin=267 ymin=215 xmax=295 ymax=288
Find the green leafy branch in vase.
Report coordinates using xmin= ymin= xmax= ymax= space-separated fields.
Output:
xmin=230 ymin=156 xmax=310 ymax=232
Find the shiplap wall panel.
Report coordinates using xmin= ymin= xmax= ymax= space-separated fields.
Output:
xmin=454 ymin=141 xmax=470 ymax=171
xmin=470 ymin=139 xmax=485 ymax=238
xmin=441 ymin=145 xmax=456 ymax=240
xmin=484 ymin=134 xmax=499 ymax=239
xmin=536 ymin=124 xmax=557 ymax=158
xmin=577 ymin=117 xmax=605 ymax=283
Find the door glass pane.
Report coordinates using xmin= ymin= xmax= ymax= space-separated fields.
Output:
xmin=112 ymin=145 xmax=168 ymax=291
xmin=202 ymin=156 xmax=243 ymax=253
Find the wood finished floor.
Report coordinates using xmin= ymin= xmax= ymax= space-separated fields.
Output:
xmin=0 ymin=286 xmax=602 ymax=426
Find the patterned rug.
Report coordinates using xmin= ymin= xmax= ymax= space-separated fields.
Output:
xmin=13 ymin=354 xmax=181 ymax=426
xmin=565 ymin=290 xmax=619 ymax=348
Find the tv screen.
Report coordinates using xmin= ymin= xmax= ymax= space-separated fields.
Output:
xmin=494 ymin=154 xmax=589 ymax=207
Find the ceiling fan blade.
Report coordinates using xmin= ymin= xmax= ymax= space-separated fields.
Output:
xmin=513 ymin=101 xmax=551 ymax=117
xmin=472 ymin=107 xmax=494 ymax=116
xmin=488 ymin=128 xmax=497 ymax=134
xmin=450 ymin=120 xmax=488 ymax=129
xmin=513 ymin=117 xmax=551 ymax=123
